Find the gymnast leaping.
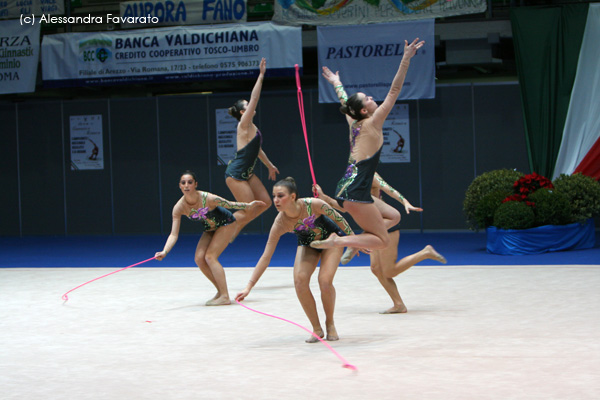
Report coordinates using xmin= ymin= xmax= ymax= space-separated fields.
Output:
xmin=226 ymin=57 xmax=279 ymax=241
xmin=236 ymin=177 xmax=355 ymax=343
xmin=311 ymin=38 xmax=424 ymax=253
xmin=155 ymin=171 xmax=264 ymax=306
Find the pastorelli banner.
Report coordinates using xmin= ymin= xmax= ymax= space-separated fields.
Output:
xmin=318 ymin=20 xmax=434 ymax=103
xmin=0 ymin=0 xmax=64 ymax=19
xmin=119 ymin=0 xmax=247 ymax=28
xmin=41 ymin=22 xmax=301 ymax=88
xmin=0 ymin=19 xmax=41 ymax=94
xmin=273 ymin=0 xmax=486 ymax=26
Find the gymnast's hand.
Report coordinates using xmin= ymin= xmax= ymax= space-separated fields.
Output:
xmin=248 ymin=200 xmax=266 ymax=210
xmin=154 ymin=251 xmax=167 ymax=261
xmin=236 ymin=287 xmax=251 ymax=301
xmin=321 ymin=66 xmax=341 ymax=86
xmin=267 ymin=164 xmax=280 ymax=181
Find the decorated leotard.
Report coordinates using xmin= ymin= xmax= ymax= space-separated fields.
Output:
xmin=335 ymin=123 xmax=382 ymax=207
xmin=225 ymin=130 xmax=262 ymax=181
xmin=292 ymin=198 xmax=344 ymax=247
xmin=186 ymin=192 xmax=235 ymax=232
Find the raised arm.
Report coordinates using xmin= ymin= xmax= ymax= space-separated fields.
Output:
xmin=322 ymin=66 xmax=354 ymax=125
xmin=155 ymin=205 xmax=183 ymax=260
xmin=373 ymin=172 xmax=422 ymax=214
xmin=239 ymin=57 xmax=266 ymax=129
xmin=258 ymin=148 xmax=280 ymax=181
xmin=235 ymin=221 xmax=285 ymax=301
xmin=371 ymin=38 xmax=424 ymax=128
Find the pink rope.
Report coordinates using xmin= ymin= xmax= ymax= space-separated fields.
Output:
xmin=61 ymin=256 xmax=157 ymax=301
xmin=236 ymin=299 xmax=357 ymax=370
xmin=295 ymin=64 xmax=318 ymax=197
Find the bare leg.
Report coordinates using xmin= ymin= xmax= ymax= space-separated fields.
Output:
xmin=311 ymin=202 xmax=390 ymax=250
xmin=318 ymin=247 xmax=343 ymax=341
xmin=195 ymin=233 xmax=220 ymax=300
xmin=226 ymin=175 xmax=272 ymax=241
xmin=370 ymin=231 xmax=407 ymax=313
xmin=384 ymin=244 xmax=447 ymax=279
xmin=293 ymin=247 xmax=324 ymax=343
xmin=203 ymin=223 xmax=238 ymax=306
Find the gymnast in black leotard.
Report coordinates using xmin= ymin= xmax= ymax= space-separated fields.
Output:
xmin=312 ymin=38 xmax=424 ymax=254
xmin=225 ymin=58 xmax=279 ymax=241
xmin=155 ymin=171 xmax=265 ymax=306
xmin=236 ymin=177 xmax=354 ymax=343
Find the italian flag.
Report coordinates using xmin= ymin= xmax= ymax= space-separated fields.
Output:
xmin=511 ymin=3 xmax=600 ymax=180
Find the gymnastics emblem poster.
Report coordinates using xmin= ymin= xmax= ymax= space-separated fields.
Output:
xmin=215 ymin=108 xmax=238 ymax=166
xmin=381 ymin=104 xmax=410 ymax=163
xmin=70 ymin=115 xmax=104 ymax=170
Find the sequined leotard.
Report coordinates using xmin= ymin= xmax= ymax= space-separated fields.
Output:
xmin=225 ymin=130 xmax=262 ymax=181
xmin=335 ymin=123 xmax=382 ymax=207
xmin=292 ymin=198 xmax=344 ymax=247
xmin=186 ymin=192 xmax=235 ymax=232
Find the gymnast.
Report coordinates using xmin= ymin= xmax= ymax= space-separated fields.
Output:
xmin=236 ymin=177 xmax=355 ymax=343
xmin=155 ymin=171 xmax=265 ymax=306
xmin=226 ymin=57 xmax=279 ymax=241
xmin=311 ymin=38 xmax=424 ymax=253
xmin=314 ymin=172 xmax=446 ymax=314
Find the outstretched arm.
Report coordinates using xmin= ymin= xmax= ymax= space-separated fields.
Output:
xmin=314 ymin=198 xmax=354 ymax=236
xmin=155 ymin=208 xmax=182 ymax=260
xmin=258 ymin=148 xmax=280 ymax=181
xmin=373 ymin=172 xmax=422 ymax=214
xmin=235 ymin=223 xmax=284 ymax=301
xmin=371 ymin=38 xmax=424 ymax=128
xmin=239 ymin=57 xmax=266 ymax=129
xmin=322 ymin=66 xmax=354 ymax=125
xmin=208 ymin=193 xmax=266 ymax=210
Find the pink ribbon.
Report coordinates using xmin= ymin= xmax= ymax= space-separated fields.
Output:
xmin=62 ymin=256 xmax=157 ymax=301
xmin=295 ymin=64 xmax=318 ymax=198
xmin=236 ymin=299 xmax=357 ymax=370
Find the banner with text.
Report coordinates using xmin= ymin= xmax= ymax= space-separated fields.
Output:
xmin=318 ymin=20 xmax=434 ymax=103
xmin=0 ymin=0 xmax=64 ymax=19
xmin=119 ymin=0 xmax=247 ymax=28
xmin=41 ymin=22 xmax=302 ymax=88
xmin=273 ymin=0 xmax=486 ymax=26
xmin=215 ymin=108 xmax=238 ymax=165
xmin=0 ymin=19 xmax=41 ymax=94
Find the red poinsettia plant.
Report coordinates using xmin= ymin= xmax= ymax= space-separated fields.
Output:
xmin=502 ymin=172 xmax=554 ymax=206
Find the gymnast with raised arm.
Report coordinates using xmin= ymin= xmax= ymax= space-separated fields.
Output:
xmin=226 ymin=57 xmax=279 ymax=241
xmin=311 ymin=38 xmax=424 ymax=253
xmin=155 ymin=171 xmax=265 ymax=306
xmin=236 ymin=177 xmax=355 ymax=343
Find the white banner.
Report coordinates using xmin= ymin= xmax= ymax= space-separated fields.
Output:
xmin=41 ymin=22 xmax=302 ymax=88
xmin=70 ymin=115 xmax=104 ymax=171
xmin=381 ymin=104 xmax=410 ymax=163
xmin=318 ymin=20 xmax=435 ymax=103
xmin=119 ymin=0 xmax=247 ymax=28
xmin=273 ymin=0 xmax=486 ymax=26
xmin=0 ymin=0 xmax=64 ymax=19
xmin=0 ymin=19 xmax=40 ymax=94
xmin=215 ymin=108 xmax=238 ymax=165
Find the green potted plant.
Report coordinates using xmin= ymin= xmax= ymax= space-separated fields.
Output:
xmin=465 ymin=171 xmax=599 ymax=255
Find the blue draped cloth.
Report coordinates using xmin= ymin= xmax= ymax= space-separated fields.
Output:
xmin=486 ymin=219 xmax=596 ymax=255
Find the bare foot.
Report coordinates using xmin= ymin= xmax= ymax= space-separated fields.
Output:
xmin=326 ymin=325 xmax=339 ymax=341
xmin=206 ymin=296 xmax=231 ymax=306
xmin=209 ymin=292 xmax=221 ymax=301
xmin=306 ymin=330 xmax=324 ymax=343
xmin=341 ymin=247 xmax=358 ymax=265
xmin=310 ymin=233 xmax=339 ymax=250
xmin=380 ymin=304 xmax=408 ymax=314
xmin=426 ymin=245 xmax=447 ymax=264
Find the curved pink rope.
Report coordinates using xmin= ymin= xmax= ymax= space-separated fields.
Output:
xmin=236 ymin=299 xmax=357 ymax=370
xmin=61 ymin=256 xmax=157 ymax=301
xmin=295 ymin=64 xmax=319 ymax=197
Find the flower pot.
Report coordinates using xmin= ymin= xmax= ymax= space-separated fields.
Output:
xmin=486 ymin=218 xmax=596 ymax=255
